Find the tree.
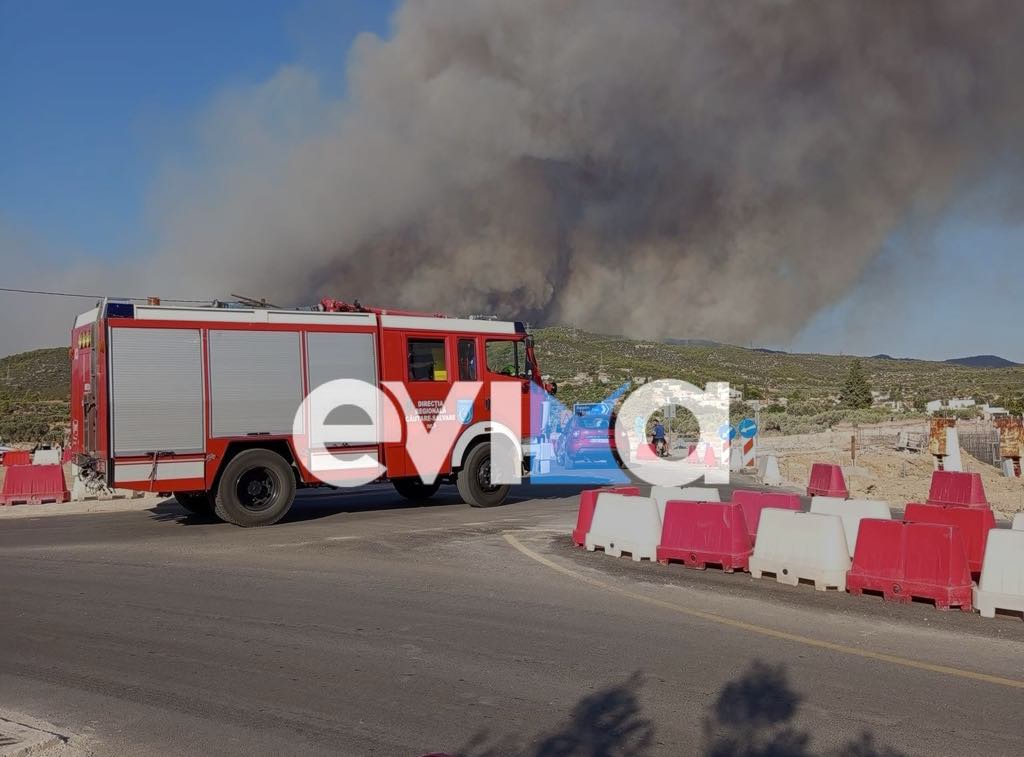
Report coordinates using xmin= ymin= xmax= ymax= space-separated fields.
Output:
xmin=1005 ymin=394 xmax=1024 ymax=416
xmin=839 ymin=359 xmax=873 ymax=409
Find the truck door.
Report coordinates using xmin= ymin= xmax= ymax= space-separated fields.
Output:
xmin=381 ymin=332 xmax=456 ymax=479
xmin=483 ymin=337 xmax=532 ymax=440
xmin=456 ymin=337 xmax=486 ymax=428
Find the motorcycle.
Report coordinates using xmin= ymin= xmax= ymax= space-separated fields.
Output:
xmin=653 ymin=437 xmax=668 ymax=458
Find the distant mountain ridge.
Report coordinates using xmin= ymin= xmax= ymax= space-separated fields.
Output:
xmin=945 ymin=355 xmax=1021 ymax=369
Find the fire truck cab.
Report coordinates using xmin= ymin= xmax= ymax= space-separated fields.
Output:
xmin=68 ymin=299 xmax=549 ymax=526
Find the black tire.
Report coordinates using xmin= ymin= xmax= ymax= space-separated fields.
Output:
xmin=456 ymin=441 xmax=511 ymax=508
xmin=174 ymin=491 xmax=213 ymax=515
xmin=213 ymin=448 xmax=296 ymax=527
xmin=393 ymin=478 xmax=442 ymax=501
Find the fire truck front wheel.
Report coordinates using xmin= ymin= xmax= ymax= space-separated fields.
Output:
xmin=214 ymin=448 xmax=296 ymax=527
xmin=456 ymin=441 xmax=511 ymax=508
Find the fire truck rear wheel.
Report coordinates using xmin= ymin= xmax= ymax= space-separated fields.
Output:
xmin=456 ymin=441 xmax=510 ymax=508
xmin=174 ymin=491 xmax=213 ymax=515
xmin=392 ymin=478 xmax=442 ymax=501
xmin=214 ymin=448 xmax=296 ymax=527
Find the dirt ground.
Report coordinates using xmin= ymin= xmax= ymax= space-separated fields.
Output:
xmin=761 ymin=426 xmax=1024 ymax=517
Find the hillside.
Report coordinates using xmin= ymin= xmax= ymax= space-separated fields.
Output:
xmin=0 ymin=347 xmax=70 ymax=445
xmin=1 ymin=332 xmax=1022 ymax=444
xmin=532 ymin=327 xmax=1024 ymax=409
xmin=0 ymin=347 xmax=69 ymax=401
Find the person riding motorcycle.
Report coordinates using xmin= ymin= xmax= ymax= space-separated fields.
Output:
xmin=652 ymin=420 xmax=668 ymax=457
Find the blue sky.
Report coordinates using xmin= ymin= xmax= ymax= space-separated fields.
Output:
xmin=0 ymin=1 xmax=1021 ymax=362
xmin=787 ymin=210 xmax=1024 ymax=362
xmin=0 ymin=0 xmax=392 ymax=255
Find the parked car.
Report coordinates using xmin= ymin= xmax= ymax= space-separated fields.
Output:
xmin=555 ymin=410 xmax=625 ymax=469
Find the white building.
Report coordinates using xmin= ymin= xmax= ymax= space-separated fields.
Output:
xmin=926 ymin=398 xmax=976 ymax=415
xmin=980 ymin=404 xmax=1011 ymax=420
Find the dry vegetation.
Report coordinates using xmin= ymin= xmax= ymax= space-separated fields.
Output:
xmin=762 ymin=426 xmax=1024 ymax=516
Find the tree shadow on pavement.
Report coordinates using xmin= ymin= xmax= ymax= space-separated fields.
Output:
xmin=702 ymin=661 xmax=905 ymax=757
xmin=452 ymin=663 xmax=904 ymax=757
xmin=456 ymin=671 xmax=654 ymax=757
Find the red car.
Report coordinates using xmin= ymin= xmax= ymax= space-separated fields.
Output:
xmin=555 ymin=411 xmax=624 ymax=469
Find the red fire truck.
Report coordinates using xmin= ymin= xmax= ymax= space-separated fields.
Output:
xmin=69 ymin=298 xmax=550 ymax=526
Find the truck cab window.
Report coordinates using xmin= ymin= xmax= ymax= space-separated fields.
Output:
xmin=457 ymin=339 xmax=478 ymax=381
xmin=485 ymin=339 xmax=521 ymax=377
xmin=408 ymin=339 xmax=448 ymax=381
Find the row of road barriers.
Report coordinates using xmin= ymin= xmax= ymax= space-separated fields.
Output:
xmin=1 ymin=449 xmax=146 ymax=506
xmin=571 ymin=467 xmax=1024 ymax=622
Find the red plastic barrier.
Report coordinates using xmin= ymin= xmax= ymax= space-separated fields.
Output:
xmin=656 ymin=501 xmax=752 ymax=572
xmin=571 ymin=486 xmax=641 ymax=546
xmin=1 ymin=450 xmax=32 ymax=467
xmin=926 ymin=471 xmax=989 ymax=508
xmin=702 ymin=446 xmax=717 ymax=466
xmin=730 ymin=490 xmax=803 ymax=542
xmin=0 ymin=464 xmax=69 ymax=506
xmin=807 ymin=463 xmax=848 ymax=498
xmin=903 ymin=503 xmax=995 ymax=576
xmin=636 ymin=444 xmax=659 ymax=461
xmin=847 ymin=519 xmax=973 ymax=611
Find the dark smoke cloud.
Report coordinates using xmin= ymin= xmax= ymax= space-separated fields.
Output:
xmin=152 ymin=0 xmax=1024 ymax=342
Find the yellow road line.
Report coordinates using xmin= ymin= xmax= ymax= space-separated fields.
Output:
xmin=503 ymin=532 xmax=1024 ymax=690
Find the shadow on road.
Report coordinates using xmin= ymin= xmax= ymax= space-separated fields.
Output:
xmin=457 ymin=671 xmax=653 ymax=757
xmin=147 ymin=481 xmax=597 ymax=526
xmin=702 ymin=661 xmax=904 ymax=757
xmin=452 ymin=662 xmax=904 ymax=757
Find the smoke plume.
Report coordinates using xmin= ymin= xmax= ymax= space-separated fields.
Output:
xmin=152 ymin=0 xmax=1024 ymax=342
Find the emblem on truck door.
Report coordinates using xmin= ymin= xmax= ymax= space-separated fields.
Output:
xmin=457 ymin=399 xmax=474 ymax=425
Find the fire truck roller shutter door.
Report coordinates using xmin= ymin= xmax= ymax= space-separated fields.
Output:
xmin=306 ymin=331 xmax=379 ymax=439
xmin=307 ymin=332 xmax=377 ymax=390
xmin=209 ymin=331 xmax=304 ymax=437
xmin=110 ymin=328 xmax=205 ymax=456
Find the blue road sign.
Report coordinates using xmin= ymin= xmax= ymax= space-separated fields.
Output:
xmin=719 ymin=423 xmax=737 ymax=441
xmin=738 ymin=417 xmax=759 ymax=439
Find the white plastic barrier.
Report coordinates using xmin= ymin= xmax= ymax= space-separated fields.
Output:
xmin=759 ymin=455 xmax=783 ymax=486
xmin=650 ymin=485 xmax=721 ymax=520
xmin=586 ymin=492 xmax=661 ymax=561
xmin=810 ymin=497 xmax=892 ymax=555
xmin=749 ymin=509 xmax=851 ymax=591
xmin=973 ymin=529 xmax=1024 ymax=619
xmin=1012 ymin=513 xmax=1024 ymax=531
xmin=32 ymin=448 xmax=61 ymax=466
xmin=942 ymin=426 xmax=963 ymax=472
xmin=729 ymin=445 xmax=743 ymax=472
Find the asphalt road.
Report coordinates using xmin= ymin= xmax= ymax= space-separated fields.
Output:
xmin=1 ymin=478 xmax=1022 ymax=756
